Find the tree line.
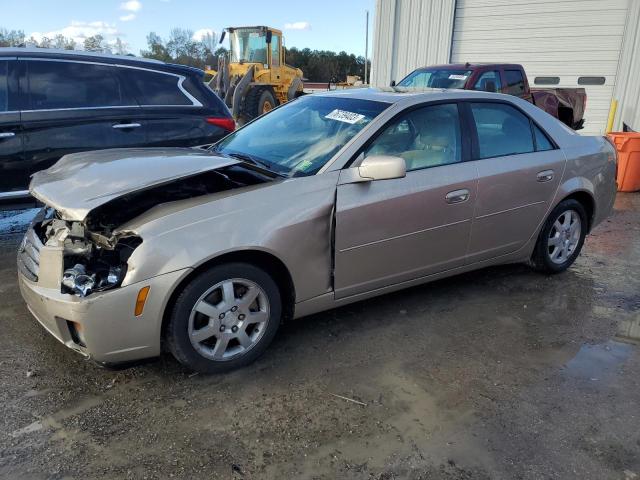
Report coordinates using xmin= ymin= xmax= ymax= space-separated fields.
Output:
xmin=0 ymin=27 xmax=370 ymax=82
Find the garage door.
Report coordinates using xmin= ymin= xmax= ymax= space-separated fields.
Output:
xmin=451 ymin=0 xmax=629 ymax=135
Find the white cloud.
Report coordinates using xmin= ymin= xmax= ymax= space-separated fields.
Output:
xmin=30 ymin=21 xmax=121 ymax=46
xmin=192 ymin=28 xmax=216 ymax=42
xmin=120 ymin=13 xmax=136 ymax=21
xmin=120 ymin=0 xmax=142 ymax=12
xmin=284 ymin=21 xmax=311 ymax=31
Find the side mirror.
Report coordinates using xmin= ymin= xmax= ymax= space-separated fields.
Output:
xmin=266 ymin=30 xmax=273 ymax=44
xmin=219 ymin=31 xmax=226 ymax=44
xmin=358 ymin=155 xmax=406 ymax=181
xmin=390 ymin=80 xmax=396 ymax=87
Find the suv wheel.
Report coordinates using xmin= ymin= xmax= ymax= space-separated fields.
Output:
xmin=531 ymin=199 xmax=587 ymax=273
xmin=167 ymin=263 xmax=282 ymax=373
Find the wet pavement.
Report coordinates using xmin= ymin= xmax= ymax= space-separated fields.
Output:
xmin=0 ymin=195 xmax=639 ymax=479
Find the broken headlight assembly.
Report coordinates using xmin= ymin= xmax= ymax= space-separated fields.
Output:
xmin=39 ymin=212 xmax=142 ymax=297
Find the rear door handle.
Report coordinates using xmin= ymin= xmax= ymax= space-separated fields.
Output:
xmin=445 ymin=188 xmax=470 ymax=204
xmin=0 ymin=132 xmax=16 ymax=139
xmin=537 ymin=170 xmax=554 ymax=182
xmin=112 ymin=123 xmax=141 ymax=129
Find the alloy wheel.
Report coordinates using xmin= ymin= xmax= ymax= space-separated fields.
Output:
xmin=547 ymin=209 xmax=582 ymax=264
xmin=188 ymin=278 xmax=270 ymax=361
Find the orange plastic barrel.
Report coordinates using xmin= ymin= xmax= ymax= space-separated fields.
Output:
xmin=608 ymin=132 xmax=640 ymax=192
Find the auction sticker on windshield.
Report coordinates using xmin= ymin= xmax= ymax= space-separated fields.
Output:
xmin=325 ymin=109 xmax=366 ymax=124
xmin=448 ymin=74 xmax=468 ymax=81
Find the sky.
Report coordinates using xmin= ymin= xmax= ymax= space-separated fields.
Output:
xmin=1 ymin=0 xmax=376 ymax=56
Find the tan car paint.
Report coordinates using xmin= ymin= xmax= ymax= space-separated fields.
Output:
xmin=18 ymin=89 xmax=617 ymax=364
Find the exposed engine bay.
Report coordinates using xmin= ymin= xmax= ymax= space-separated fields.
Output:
xmin=33 ymin=165 xmax=271 ymax=297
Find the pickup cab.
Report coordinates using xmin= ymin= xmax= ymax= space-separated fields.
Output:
xmin=395 ymin=63 xmax=586 ymax=130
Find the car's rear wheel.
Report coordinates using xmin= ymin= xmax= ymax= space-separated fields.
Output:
xmin=531 ymin=199 xmax=587 ymax=273
xmin=166 ymin=263 xmax=282 ymax=373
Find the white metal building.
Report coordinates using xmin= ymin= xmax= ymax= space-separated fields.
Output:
xmin=371 ymin=0 xmax=640 ymax=135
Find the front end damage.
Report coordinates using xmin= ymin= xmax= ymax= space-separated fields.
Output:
xmin=35 ymin=211 xmax=142 ymax=297
xmin=18 ymin=151 xmax=275 ymax=362
xmin=22 ymin=160 xmax=273 ymax=299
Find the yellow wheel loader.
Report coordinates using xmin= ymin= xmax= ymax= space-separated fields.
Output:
xmin=210 ymin=26 xmax=304 ymax=124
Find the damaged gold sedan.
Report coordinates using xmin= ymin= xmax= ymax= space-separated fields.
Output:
xmin=18 ymin=89 xmax=617 ymax=372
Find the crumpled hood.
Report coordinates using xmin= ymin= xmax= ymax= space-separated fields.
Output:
xmin=29 ymin=148 xmax=240 ymax=221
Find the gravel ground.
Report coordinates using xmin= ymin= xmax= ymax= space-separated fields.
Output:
xmin=0 ymin=194 xmax=638 ymax=480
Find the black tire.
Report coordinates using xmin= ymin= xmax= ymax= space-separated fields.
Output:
xmin=244 ymin=87 xmax=278 ymax=120
xmin=531 ymin=199 xmax=588 ymax=274
xmin=166 ymin=263 xmax=282 ymax=373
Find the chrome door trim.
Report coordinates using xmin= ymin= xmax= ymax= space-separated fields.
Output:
xmin=0 ymin=190 xmax=30 ymax=199
xmin=112 ymin=123 xmax=142 ymax=129
xmin=20 ymin=57 xmax=203 ymax=108
xmin=0 ymin=132 xmax=16 ymax=138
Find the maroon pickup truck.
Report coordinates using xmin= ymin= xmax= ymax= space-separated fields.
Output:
xmin=395 ymin=63 xmax=586 ymax=130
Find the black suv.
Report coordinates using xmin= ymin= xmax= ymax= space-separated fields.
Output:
xmin=0 ymin=48 xmax=234 ymax=197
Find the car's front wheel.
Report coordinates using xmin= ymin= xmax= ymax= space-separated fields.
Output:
xmin=531 ymin=199 xmax=588 ymax=273
xmin=166 ymin=263 xmax=282 ymax=373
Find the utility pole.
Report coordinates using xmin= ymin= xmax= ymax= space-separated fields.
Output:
xmin=364 ymin=9 xmax=369 ymax=85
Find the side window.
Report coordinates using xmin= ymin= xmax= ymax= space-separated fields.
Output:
xmin=533 ymin=124 xmax=554 ymax=151
xmin=473 ymin=71 xmax=502 ymax=93
xmin=270 ymin=35 xmax=280 ymax=67
xmin=0 ymin=61 xmax=7 ymax=112
xmin=470 ymin=103 xmax=534 ymax=159
xmin=27 ymin=61 xmax=127 ymax=110
xmin=126 ymin=68 xmax=193 ymax=106
xmin=504 ymin=69 xmax=525 ymax=95
xmin=365 ymin=103 xmax=462 ymax=171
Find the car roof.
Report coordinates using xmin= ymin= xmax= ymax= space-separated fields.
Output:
xmin=413 ymin=63 xmax=524 ymax=71
xmin=311 ymin=87 xmax=517 ymax=106
xmin=0 ymin=47 xmax=203 ymax=76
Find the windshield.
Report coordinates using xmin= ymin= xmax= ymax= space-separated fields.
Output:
xmin=229 ymin=28 xmax=268 ymax=64
xmin=214 ymin=96 xmax=390 ymax=177
xmin=397 ymin=69 xmax=472 ymax=89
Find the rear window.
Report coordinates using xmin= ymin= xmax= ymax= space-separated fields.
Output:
xmin=0 ymin=61 xmax=7 ymax=112
xmin=504 ymin=70 xmax=525 ymax=95
xmin=533 ymin=124 xmax=554 ymax=151
xmin=125 ymin=68 xmax=194 ymax=106
xmin=27 ymin=60 xmax=128 ymax=110
xmin=471 ymin=102 xmax=534 ymax=159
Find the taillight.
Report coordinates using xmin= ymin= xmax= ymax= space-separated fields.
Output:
xmin=206 ymin=117 xmax=235 ymax=132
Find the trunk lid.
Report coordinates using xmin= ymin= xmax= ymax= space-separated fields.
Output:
xmin=29 ymin=148 xmax=240 ymax=221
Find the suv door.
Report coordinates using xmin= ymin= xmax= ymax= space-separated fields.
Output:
xmin=0 ymin=58 xmax=25 ymax=195
xmin=465 ymin=101 xmax=565 ymax=263
xmin=19 ymin=58 xmax=146 ymax=190
xmin=334 ymin=103 xmax=477 ymax=298
xmin=122 ymin=67 xmax=215 ymax=147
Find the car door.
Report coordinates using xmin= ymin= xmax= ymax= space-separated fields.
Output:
xmin=465 ymin=101 xmax=565 ymax=263
xmin=0 ymin=57 xmax=26 ymax=195
xmin=19 ymin=58 xmax=146 ymax=189
xmin=334 ymin=102 xmax=477 ymax=299
xmin=121 ymin=66 xmax=213 ymax=147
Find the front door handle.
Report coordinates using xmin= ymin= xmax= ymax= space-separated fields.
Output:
xmin=537 ymin=170 xmax=554 ymax=182
xmin=0 ymin=132 xmax=16 ymax=139
xmin=445 ymin=188 xmax=470 ymax=204
xmin=112 ymin=123 xmax=141 ymax=129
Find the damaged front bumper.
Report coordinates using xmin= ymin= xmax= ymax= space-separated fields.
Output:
xmin=18 ymin=221 xmax=189 ymax=364
xmin=18 ymin=263 xmax=188 ymax=364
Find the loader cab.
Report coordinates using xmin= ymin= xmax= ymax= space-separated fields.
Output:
xmin=228 ymin=26 xmax=282 ymax=70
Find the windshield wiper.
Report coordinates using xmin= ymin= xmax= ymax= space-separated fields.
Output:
xmin=225 ymin=152 xmax=285 ymax=177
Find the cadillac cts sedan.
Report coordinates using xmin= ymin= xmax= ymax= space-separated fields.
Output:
xmin=18 ymin=88 xmax=617 ymax=372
